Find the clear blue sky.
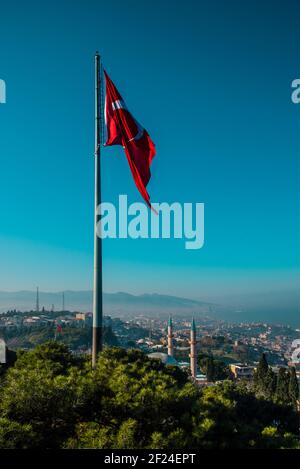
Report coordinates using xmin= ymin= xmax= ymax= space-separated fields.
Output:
xmin=0 ymin=0 xmax=299 ymax=300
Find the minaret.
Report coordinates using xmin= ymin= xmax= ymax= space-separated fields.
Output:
xmin=190 ymin=317 xmax=197 ymax=379
xmin=62 ymin=292 xmax=65 ymax=312
xmin=36 ymin=287 xmax=40 ymax=314
xmin=167 ymin=316 xmax=173 ymax=356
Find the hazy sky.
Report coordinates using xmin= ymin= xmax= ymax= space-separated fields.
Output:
xmin=0 ymin=0 xmax=299 ymax=299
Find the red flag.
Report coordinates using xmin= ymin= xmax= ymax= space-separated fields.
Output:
xmin=104 ymin=71 xmax=156 ymax=208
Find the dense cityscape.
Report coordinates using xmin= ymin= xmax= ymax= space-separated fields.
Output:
xmin=1 ymin=297 xmax=299 ymax=385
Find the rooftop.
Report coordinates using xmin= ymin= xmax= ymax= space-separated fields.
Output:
xmin=148 ymin=352 xmax=178 ymax=366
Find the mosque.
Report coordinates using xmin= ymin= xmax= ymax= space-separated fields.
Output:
xmin=148 ymin=317 xmax=204 ymax=382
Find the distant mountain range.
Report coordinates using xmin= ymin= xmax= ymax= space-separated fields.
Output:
xmin=0 ymin=290 xmax=299 ymax=327
xmin=0 ymin=290 xmax=213 ymax=317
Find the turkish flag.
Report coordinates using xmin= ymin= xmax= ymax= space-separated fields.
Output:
xmin=104 ymin=71 xmax=156 ymax=208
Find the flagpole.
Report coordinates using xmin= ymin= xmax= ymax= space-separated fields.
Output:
xmin=92 ymin=51 xmax=103 ymax=368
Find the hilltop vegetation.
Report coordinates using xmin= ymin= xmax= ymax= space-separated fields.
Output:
xmin=253 ymin=353 xmax=299 ymax=407
xmin=0 ymin=342 xmax=299 ymax=449
xmin=2 ymin=324 xmax=118 ymax=351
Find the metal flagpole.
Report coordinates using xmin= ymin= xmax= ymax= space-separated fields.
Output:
xmin=92 ymin=52 xmax=103 ymax=368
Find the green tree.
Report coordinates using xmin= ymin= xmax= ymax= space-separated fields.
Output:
xmin=275 ymin=368 xmax=290 ymax=405
xmin=115 ymin=419 xmax=140 ymax=449
xmin=0 ymin=418 xmax=38 ymax=449
xmin=65 ymin=422 xmax=113 ymax=449
xmin=261 ymin=426 xmax=299 ymax=449
xmin=288 ymin=367 xmax=299 ymax=408
xmin=0 ymin=342 xmax=298 ymax=449
xmin=254 ymin=353 xmax=269 ymax=394
xmin=206 ymin=356 xmax=215 ymax=382
xmin=198 ymin=354 xmax=229 ymax=382
xmin=264 ymin=368 xmax=277 ymax=400
xmin=0 ymin=342 xmax=85 ymax=448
